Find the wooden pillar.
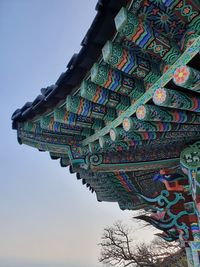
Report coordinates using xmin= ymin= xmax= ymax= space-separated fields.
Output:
xmin=180 ymin=143 xmax=200 ymax=267
xmin=192 ymin=250 xmax=200 ymax=267
xmin=185 ymin=246 xmax=195 ymax=267
xmin=189 ymin=242 xmax=200 ymax=267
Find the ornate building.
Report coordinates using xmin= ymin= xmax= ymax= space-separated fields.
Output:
xmin=12 ymin=1 xmax=200 ymax=266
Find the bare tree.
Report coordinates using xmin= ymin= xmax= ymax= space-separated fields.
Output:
xmin=98 ymin=221 xmax=184 ymax=267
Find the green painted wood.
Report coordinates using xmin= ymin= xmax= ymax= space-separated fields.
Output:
xmin=23 ymin=121 xmax=38 ymax=132
xmin=173 ymin=65 xmax=200 ymax=92
xmin=99 ymin=135 xmax=113 ymax=149
xmin=136 ymin=104 xmax=200 ymax=123
xmin=102 ymin=40 xmax=160 ymax=86
xmin=40 ymin=115 xmax=93 ymax=136
xmin=110 ymin=127 xmax=200 ymax=142
xmin=90 ymin=158 xmax=180 ymax=172
xmin=122 ymin=117 xmax=200 ymax=132
xmin=186 ymin=246 xmax=195 ymax=267
xmin=54 ymin=107 xmax=104 ymax=130
xmin=80 ymin=80 xmax=130 ymax=110
xmin=114 ymin=7 xmax=180 ymax=64
xmin=94 ymin=136 xmax=190 ymax=154
xmin=66 ymin=95 xmax=116 ymax=122
xmin=191 ymin=249 xmax=200 ymax=267
xmin=88 ymin=141 xmax=101 ymax=154
xmin=110 ymin=127 xmax=124 ymax=141
xmin=152 ymin=87 xmax=200 ymax=112
xmin=82 ymin=36 xmax=200 ymax=146
xmin=20 ymin=137 xmax=70 ymax=154
xmin=90 ymin=62 xmax=144 ymax=98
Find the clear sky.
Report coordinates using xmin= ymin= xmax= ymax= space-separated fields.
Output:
xmin=0 ymin=1 xmax=155 ymax=267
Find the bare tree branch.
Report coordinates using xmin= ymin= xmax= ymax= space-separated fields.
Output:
xmin=99 ymin=221 xmax=185 ymax=267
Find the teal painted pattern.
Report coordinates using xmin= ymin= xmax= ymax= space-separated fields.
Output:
xmin=109 ymin=127 xmax=125 ymax=142
xmin=171 ymin=0 xmax=200 ymax=28
xmin=130 ymin=0 xmax=187 ymax=43
xmin=136 ymin=104 xmax=200 ymax=124
xmin=153 ymin=87 xmax=200 ymax=112
xmin=109 ymin=126 xmax=200 ymax=142
xmin=173 ymin=65 xmax=200 ymax=92
xmin=122 ymin=117 xmax=200 ymax=132
xmin=80 ymin=80 xmax=130 ymax=110
xmin=90 ymin=63 xmax=145 ymax=99
xmin=102 ymin=41 xmax=160 ymax=80
xmin=114 ymin=7 xmax=180 ymax=64
xmin=99 ymin=135 xmax=113 ymax=149
xmin=66 ymin=95 xmax=116 ymax=122
xmin=40 ymin=115 xmax=93 ymax=137
xmin=54 ymin=107 xmax=104 ymax=130
xmin=88 ymin=141 xmax=101 ymax=154
xmin=14 ymin=1 xmax=200 ymax=243
xmin=82 ymin=36 xmax=200 ymax=146
xmin=23 ymin=121 xmax=39 ymax=133
xmin=185 ymin=246 xmax=195 ymax=267
xmin=190 ymin=241 xmax=200 ymax=251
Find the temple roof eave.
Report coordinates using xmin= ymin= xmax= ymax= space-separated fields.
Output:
xmin=11 ymin=0 xmax=129 ymax=128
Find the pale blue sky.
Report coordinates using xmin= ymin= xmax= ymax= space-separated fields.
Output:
xmin=0 ymin=1 xmax=154 ymax=266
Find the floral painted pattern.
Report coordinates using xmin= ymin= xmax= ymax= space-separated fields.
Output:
xmin=123 ymin=118 xmax=131 ymax=132
xmin=153 ymin=88 xmax=167 ymax=105
xmin=173 ymin=65 xmax=189 ymax=85
xmin=136 ymin=105 xmax=146 ymax=120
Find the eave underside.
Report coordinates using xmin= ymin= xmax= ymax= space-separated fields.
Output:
xmin=12 ymin=0 xmax=200 ymax=210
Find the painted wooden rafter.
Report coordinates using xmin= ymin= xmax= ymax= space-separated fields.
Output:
xmin=82 ymin=36 xmax=200 ymax=146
